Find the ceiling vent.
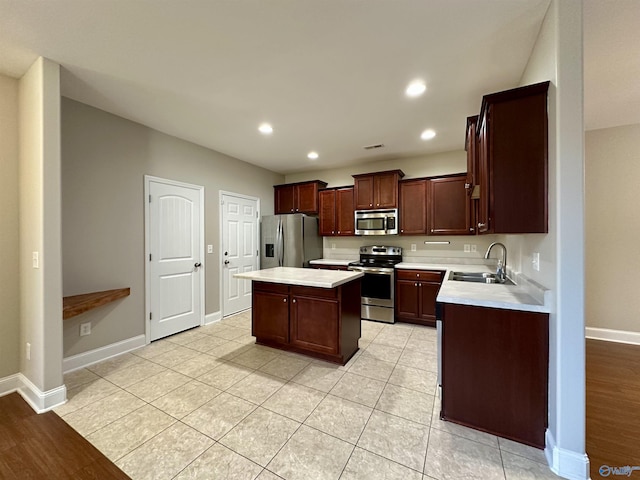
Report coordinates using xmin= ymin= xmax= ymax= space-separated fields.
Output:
xmin=363 ymin=143 xmax=385 ymax=150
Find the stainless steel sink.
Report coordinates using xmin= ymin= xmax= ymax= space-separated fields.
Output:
xmin=449 ymin=271 xmax=515 ymax=285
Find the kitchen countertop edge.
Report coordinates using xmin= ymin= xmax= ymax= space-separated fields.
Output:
xmin=234 ymin=267 xmax=363 ymax=289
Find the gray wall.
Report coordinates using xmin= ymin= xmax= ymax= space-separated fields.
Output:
xmin=586 ymin=123 xmax=640 ymax=334
xmin=62 ymin=98 xmax=283 ymax=357
xmin=0 ymin=73 xmax=20 ymax=378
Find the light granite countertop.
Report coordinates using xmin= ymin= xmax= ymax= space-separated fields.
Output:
xmin=396 ymin=262 xmax=550 ymax=313
xmin=234 ymin=267 xmax=363 ymax=289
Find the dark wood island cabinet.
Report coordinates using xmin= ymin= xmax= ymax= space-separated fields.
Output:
xmin=238 ymin=268 xmax=362 ymax=365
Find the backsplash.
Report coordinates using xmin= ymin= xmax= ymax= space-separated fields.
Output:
xmin=322 ymin=235 xmax=504 ymax=263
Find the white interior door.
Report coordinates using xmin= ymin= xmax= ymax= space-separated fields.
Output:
xmin=146 ymin=177 xmax=204 ymax=341
xmin=222 ymin=192 xmax=259 ymax=316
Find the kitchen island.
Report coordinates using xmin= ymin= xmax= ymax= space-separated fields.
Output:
xmin=234 ymin=267 xmax=363 ymax=365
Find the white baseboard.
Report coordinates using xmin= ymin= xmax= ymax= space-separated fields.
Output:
xmin=205 ymin=311 xmax=222 ymax=325
xmin=545 ymin=429 xmax=590 ymax=480
xmin=585 ymin=327 xmax=640 ymax=345
xmin=0 ymin=373 xmax=66 ymax=413
xmin=63 ymin=334 xmax=147 ymax=373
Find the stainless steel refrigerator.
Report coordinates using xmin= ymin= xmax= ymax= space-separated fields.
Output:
xmin=261 ymin=214 xmax=323 ymax=268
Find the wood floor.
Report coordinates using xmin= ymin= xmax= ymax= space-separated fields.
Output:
xmin=0 ymin=392 xmax=130 ymax=479
xmin=586 ymin=339 xmax=640 ymax=479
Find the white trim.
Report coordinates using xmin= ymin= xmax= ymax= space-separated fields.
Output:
xmin=144 ymin=175 xmax=206 ymax=344
xmin=205 ymin=311 xmax=222 ymax=325
xmin=0 ymin=373 xmax=22 ymax=397
xmin=545 ymin=429 xmax=590 ymax=480
xmin=63 ymin=334 xmax=147 ymax=373
xmin=0 ymin=373 xmax=66 ymax=413
xmin=219 ymin=191 xmax=261 ymax=318
xmin=585 ymin=327 xmax=640 ymax=346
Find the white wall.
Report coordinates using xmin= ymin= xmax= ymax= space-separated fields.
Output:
xmin=18 ymin=57 xmax=64 ymax=394
xmin=585 ymin=124 xmax=640 ymax=335
xmin=511 ymin=1 xmax=588 ymax=478
xmin=0 ymin=73 xmax=20 ymax=379
xmin=61 ymin=98 xmax=284 ymax=358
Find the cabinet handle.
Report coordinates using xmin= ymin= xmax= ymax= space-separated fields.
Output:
xmin=417 ymin=274 xmax=420 ymax=277
xmin=283 ymin=298 xmax=287 ymax=303
xmin=337 ymin=231 xmax=340 ymax=234
xmin=464 ymin=183 xmax=471 ymax=189
xmin=415 ymin=282 xmax=418 ymax=287
xmin=369 ymin=203 xmax=373 ymax=207
xmin=292 ymin=299 xmax=296 ymax=303
xmin=478 ymin=222 xmax=486 ymax=228
xmin=400 ymin=229 xmax=404 ymax=233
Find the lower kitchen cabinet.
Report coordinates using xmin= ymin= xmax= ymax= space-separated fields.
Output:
xmin=395 ymin=269 xmax=444 ymax=327
xmin=441 ymin=303 xmax=549 ymax=448
xmin=251 ymin=280 xmax=361 ymax=364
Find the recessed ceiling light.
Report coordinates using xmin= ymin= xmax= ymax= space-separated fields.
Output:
xmin=421 ymin=129 xmax=436 ymax=140
xmin=258 ymin=123 xmax=273 ymax=135
xmin=406 ymin=80 xmax=427 ymax=98
xmin=307 ymin=151 xmax=319 ymax=160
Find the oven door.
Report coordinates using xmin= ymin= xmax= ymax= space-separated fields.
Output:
xmin=348 ymin=267 xmax=394 ymax=307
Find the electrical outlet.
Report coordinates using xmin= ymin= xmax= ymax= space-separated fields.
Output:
xmin=532 ymin=252 xmax=540 ymax=271
xmin=32 ymin=252 xmax=39 ymax=269
xmin=410 ymin=244 xmax=416 ymax=252
xmin=207 ymin=245 xmax=213 ymax=254
xmin=471 ymin=245 xmax=477 ymax=253
xmin=331 ymin=243 xmax=336 ymax=250
xmin=80 ymin=322 xmax=92 ymax=336
xmin=464 ymin=244 xmax=470 ymax=253
xmin=26 ymin=342 xmax=31 ymax=360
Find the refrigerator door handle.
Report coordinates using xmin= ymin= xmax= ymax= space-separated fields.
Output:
xmin=276 ymin=217 xmax=284 ymax=267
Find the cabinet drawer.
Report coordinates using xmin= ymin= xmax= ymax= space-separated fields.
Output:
xmin=254 ymin=282 xmax=290 ymax=295
xmin=396 ymin=269 xmax=444 ymax=282
xmin=290 ymin=285 xmax=338 ymax=299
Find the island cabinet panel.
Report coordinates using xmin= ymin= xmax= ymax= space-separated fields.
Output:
xmin=395 ymin=269 xmax=444 ymax=327
xmin=399 ymin=179 xmax=427 ymax=235
xmin=252 ymin=283 xmax=289 ymax=344
xmin=441 ymin=303 xmax=549 ymax=448
xmin=428 ymin=174 xmax=471 ymax=235
xmin=251 ymin=279 xmax=361 ymax=365
xmin=290 ymin=295 xmax=339 ymax=355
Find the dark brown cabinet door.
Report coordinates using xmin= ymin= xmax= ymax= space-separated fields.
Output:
xmin=290 ymin=295 xmax=339 ymax=355
xmin=318 ymin=189 xmax=336 ymax=236
xmin=252 ymin=290 xmax=289 ymax=344
xmin=429 ymin=175 xmax=470 ymax=235
xmin=274 ymin=185 xmax=296 ymax=214
xmin=335 ymin=187 xmax=355 ymax=235
xmin=399 ymin=179 xmax=427 ymax=235
xmin=296 ymin=183 xmax=319 ymax=214
xmin=375 ymin=173 xmax=398 ymax=208
xmin=441 ymin=303 xmax=549 ymax=448
xmin=476 ymin=81 xmax=549 ymax=234
xmin=354 ymin=176 xmax=374 ymax=210
xmin=395 ymin=279 xmax=419 ymax=319
xmin=418 ymin=282 xmax=440 ymax=322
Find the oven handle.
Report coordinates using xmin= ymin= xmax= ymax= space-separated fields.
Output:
xmin=348 ymin=266 xmax=394 ymax=275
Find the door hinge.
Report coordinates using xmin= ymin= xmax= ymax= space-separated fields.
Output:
xmin=149 ymin=254 xmax=152 ymax=261
xmin=149 ymin=194 xmax=152 ymax=203
xmin=256 ymin=211 xmax=258 ymax=218
xmin=149 ymin=312 xmax=152 ymax=320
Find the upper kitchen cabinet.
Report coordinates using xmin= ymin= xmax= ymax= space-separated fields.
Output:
xmin=399 ymin=179 xmax=427 ymax=235
xmin=428 ymin=174 xmax=472 ymax=235
xmin=274 ymin=180 xmax=328 ymax=215
xmin=476 ymin=81 xmax=550 ymax=234
xmin=318 ymin=187 xmax=355 ymax=236
xmin=353 ymin=170 xmax=404 ymax=210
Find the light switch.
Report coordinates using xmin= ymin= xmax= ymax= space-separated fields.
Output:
xmin=410 ymin=244 xmax=417 ymax=252
xmin=464 ymin=244 xmax=470 ymax=253
xmin=32 ymin=252 xmax=39 ymax=269
xmin=207 ymin=245 xmax=213 ymax=254
xmin=532 ymin=252 xmax=540 ymax=271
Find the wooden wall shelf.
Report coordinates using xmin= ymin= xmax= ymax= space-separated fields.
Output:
xmin=63 ymin=288 xmax=130 ymax=320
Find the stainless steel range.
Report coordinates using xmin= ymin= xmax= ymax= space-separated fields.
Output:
xmin=348 ymin=245 xmax=402 ymax=323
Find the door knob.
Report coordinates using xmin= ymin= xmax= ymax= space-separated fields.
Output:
xmin=224 ymin=260 xmax=230 ymax=265
xmin=194 ymin=262 xmax=202 ymax=268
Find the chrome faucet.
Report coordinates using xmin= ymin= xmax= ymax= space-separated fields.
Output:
xmin=484 ymin=242 xmax=507 ymax=283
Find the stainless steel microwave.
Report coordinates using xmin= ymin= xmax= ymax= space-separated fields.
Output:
xmin=354 ymin=209 xmax=398 ymax=235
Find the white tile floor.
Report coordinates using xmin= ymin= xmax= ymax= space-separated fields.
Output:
xmin=57 ymin=311 xmax=560 ymax=480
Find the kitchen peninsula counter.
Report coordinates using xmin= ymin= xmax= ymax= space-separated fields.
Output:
xmin=234 ymin=267 xmax=363 ymax=364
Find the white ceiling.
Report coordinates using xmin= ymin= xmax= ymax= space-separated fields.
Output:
xmin=0 ymin=1 xmax=636 ymax=174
